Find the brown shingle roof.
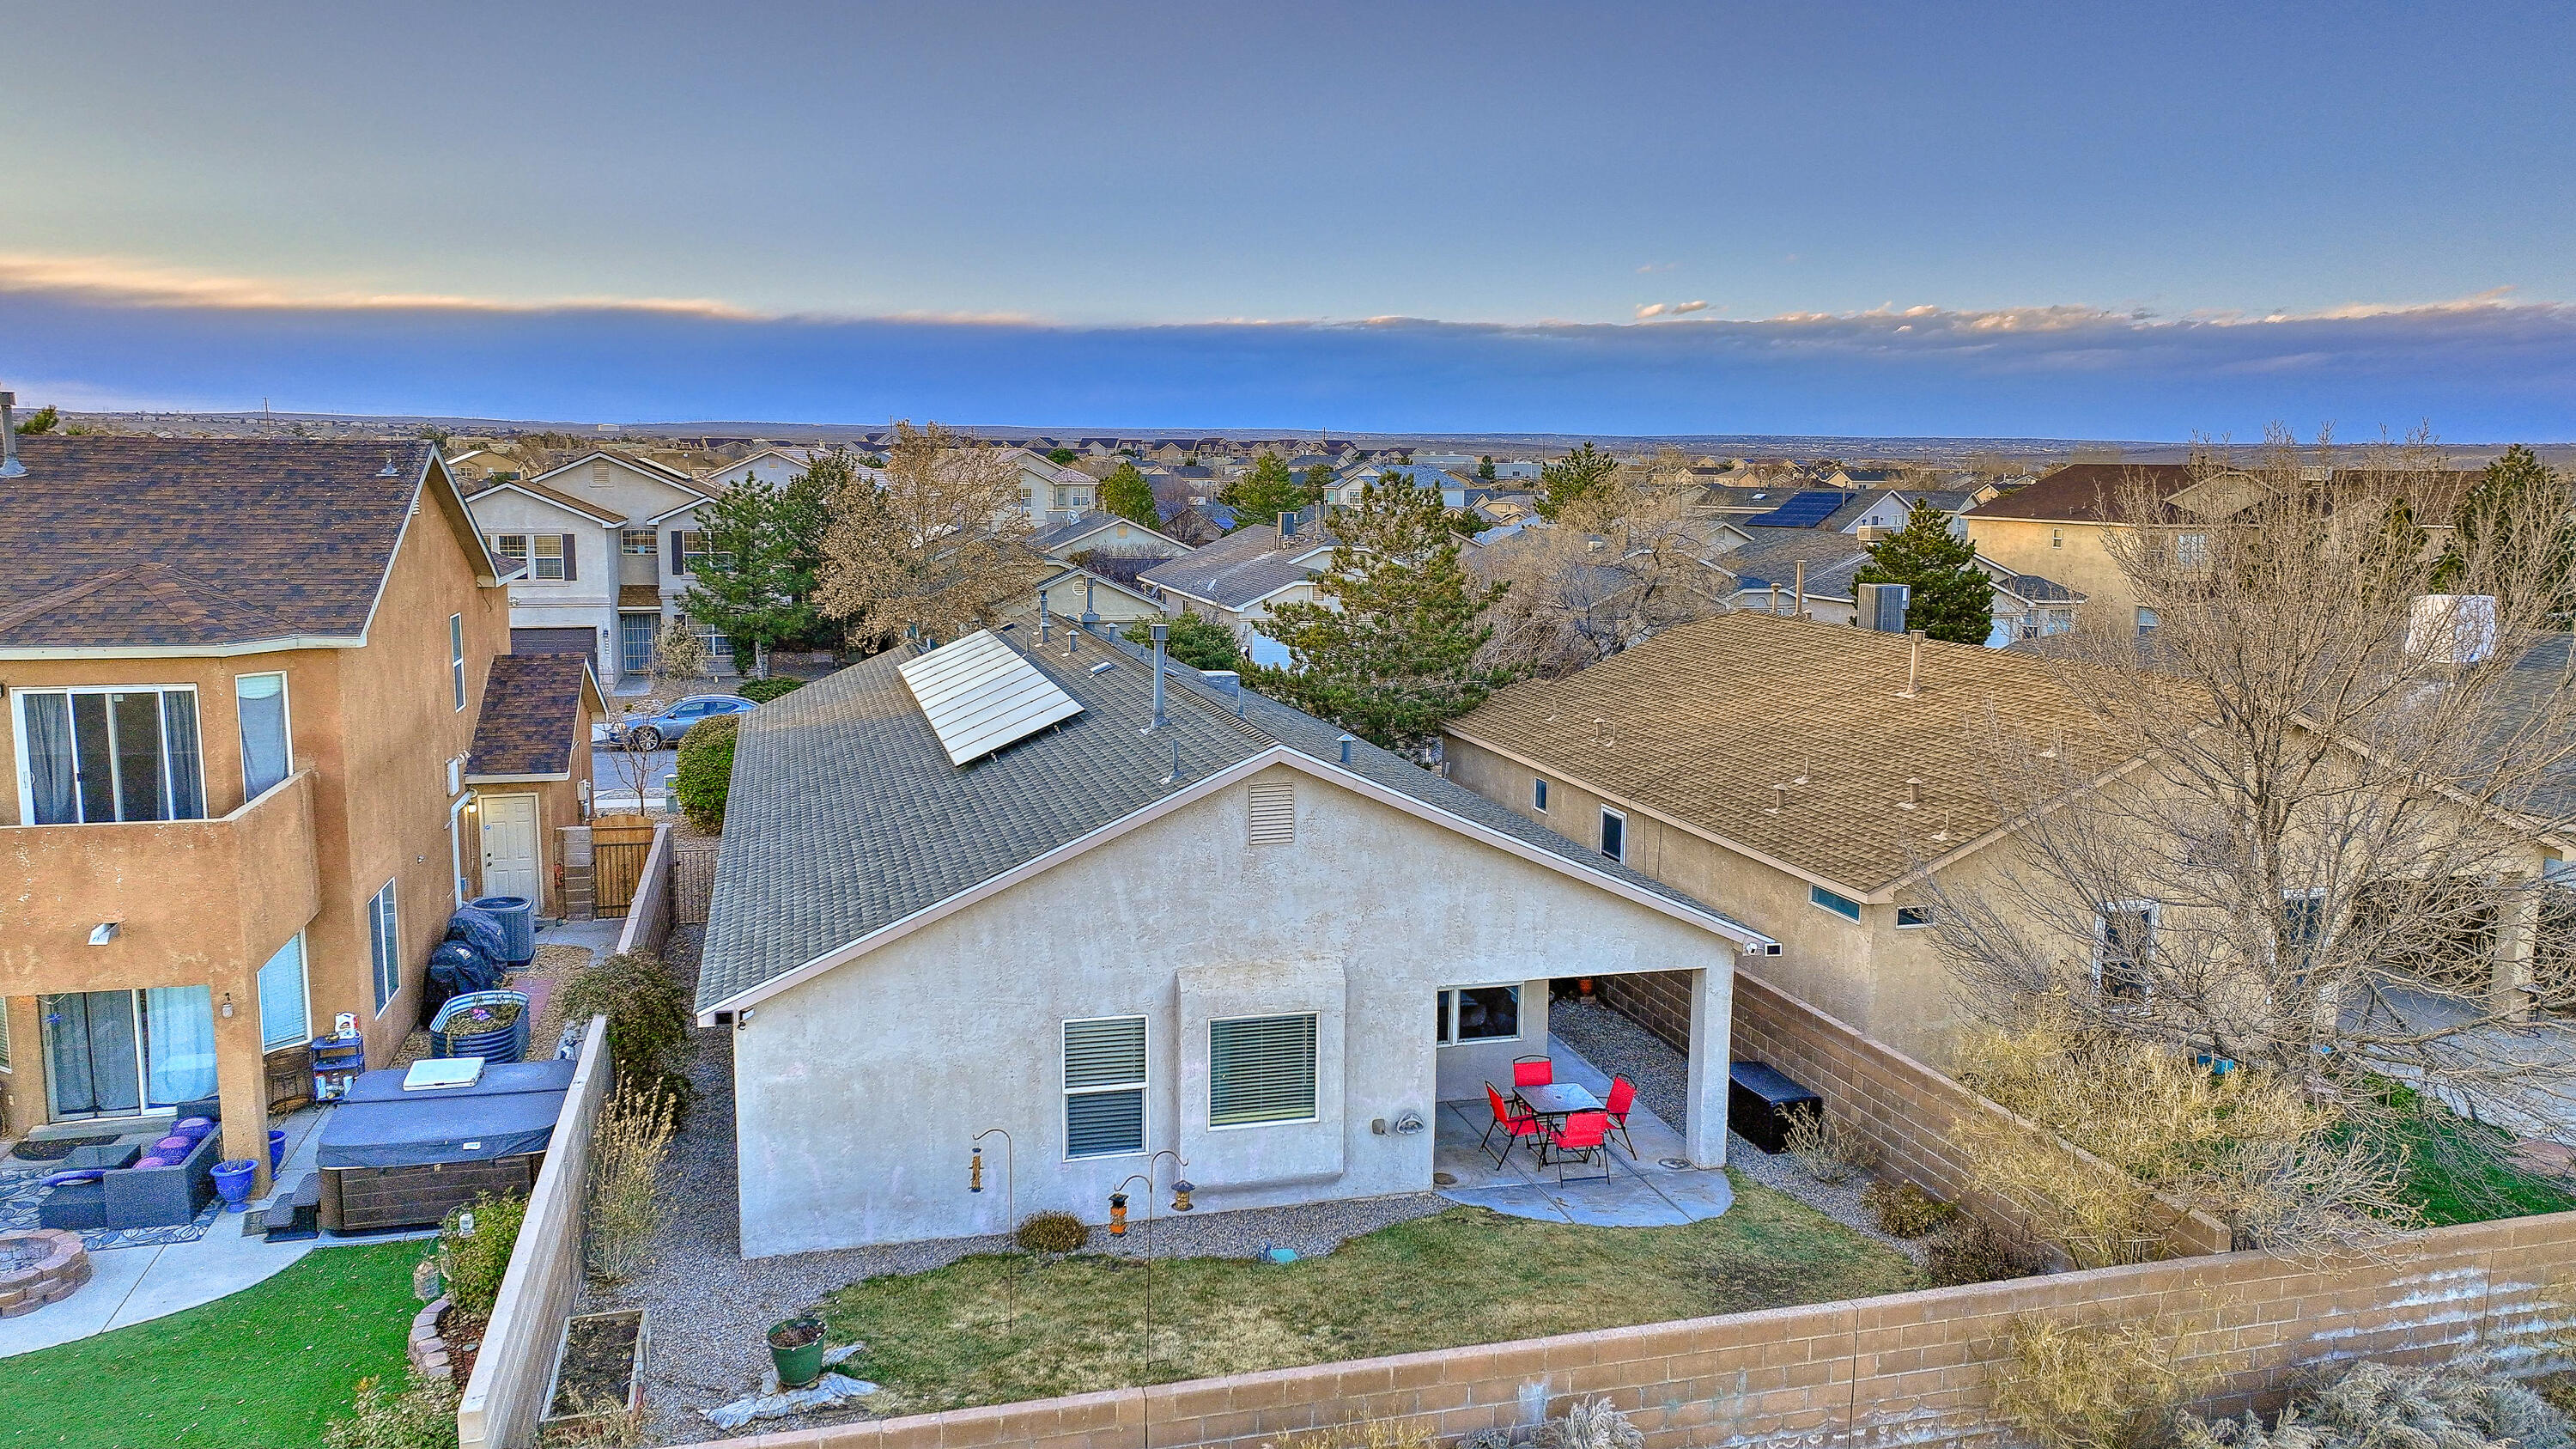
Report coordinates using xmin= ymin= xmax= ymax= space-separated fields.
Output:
xmin=0 ymin=437 xmax=446 ymax=650
xmin=619 ymin=584 xmax=662 ymax=609
xmin=1963 ymin=462 xmax=2481 ymax=525
xmin=1445 ymin=612 xmax=2119 ymax=894
xmin=467 ymin=654 xmax=599 ymax=778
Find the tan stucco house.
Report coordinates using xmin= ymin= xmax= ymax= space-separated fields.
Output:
xmin=0 ymin=436 xmax=593 ymax=1193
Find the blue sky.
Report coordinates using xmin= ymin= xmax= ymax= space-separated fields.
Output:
xmin=3 ymin=2 xmax=2572 ymax=438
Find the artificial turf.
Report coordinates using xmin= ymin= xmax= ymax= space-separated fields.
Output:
xmin=0 ymin=1240 xmax=424 ymax=1449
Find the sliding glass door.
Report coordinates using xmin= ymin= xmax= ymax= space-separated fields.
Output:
xmin=17 ymin=686 xmax=206 ymax=825
xmin=39 ymin=988 xmax=219 ymax=1120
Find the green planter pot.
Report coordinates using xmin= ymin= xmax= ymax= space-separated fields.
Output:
xmin=768 ymin=1317 xmax=826 ymax=1389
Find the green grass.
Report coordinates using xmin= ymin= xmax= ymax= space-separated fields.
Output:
xmin=2387 ymin=1112 xmax=2576 ymax=1227
xmin=0 ymin=1241 xmax=425 ymax=1449
xmin=816 ymin=1174 xmax=1921 ymax=1415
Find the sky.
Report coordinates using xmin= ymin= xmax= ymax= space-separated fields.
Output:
xmin=3 ymin=1 xmax=2572 ymax=440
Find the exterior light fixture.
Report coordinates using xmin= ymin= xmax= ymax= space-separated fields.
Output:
xmin=88 ymin=922 xmax=119 ymax=946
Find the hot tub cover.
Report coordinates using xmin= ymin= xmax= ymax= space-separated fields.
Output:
xmin=319 ymin=1062 xmax=574 ymax=1168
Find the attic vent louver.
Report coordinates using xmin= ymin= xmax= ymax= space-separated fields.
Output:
xmin=1247 ymin=779 xmax=1295 ymax=845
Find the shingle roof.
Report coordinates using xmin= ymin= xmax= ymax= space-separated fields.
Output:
xmin=1989 ymin=570 xmax=2084 ymax=605
xmin=1716 ymin=530 xmax=1874 ymax=601
xmin=1447 ymin=612 xmax=2122 ymax=894
xmin=700 ymin=626 xmax=1762 ymax=1013
xmin=466 ymin=654 xmax=599 ymax=778
xmin=1136 ymin=524 xmax=1337 ymax=609
xmin=1830 ymin=489 xmax=1975 ymax=530
xmin=1029 ymin=511 xmax=1181 ymax=555
xmin=0 ymin=437 xmax=449 ymax=650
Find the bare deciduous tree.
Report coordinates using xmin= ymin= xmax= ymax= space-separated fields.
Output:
xmin=1927 ymin=427 xmax=2576 ymax=1251
xmin=816 ymin=420 xmax=1034 ymax=646
xmin=1477 ymin=483 xmax=1731 ymax=677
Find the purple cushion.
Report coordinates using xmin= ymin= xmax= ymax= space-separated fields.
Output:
xmin=131 ymin=1156 xmax=173 ymax=1170
xmin=39 ymin=1170 xmax=104 ymax=1189
xmin=153 ymin=1135 xmax=192 ymax=1156
xmin=174 ymin=1117 xmax=215 ymax=1139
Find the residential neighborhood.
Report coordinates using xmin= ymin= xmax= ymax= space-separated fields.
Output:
xmin=4 ymin=7 xmax=2573 ymax=1449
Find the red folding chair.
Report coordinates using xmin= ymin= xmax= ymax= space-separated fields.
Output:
xmin=1543 ymin=1110 xmax=1613 ymax=1184
xmin=1601 ymin=1075 xmax=1638 ymax=1156
xmin=1480 ymin=1082 xmax=1543 ymax=1166
xmin=1511 ymin=1055 xmax=1553 ymax=1089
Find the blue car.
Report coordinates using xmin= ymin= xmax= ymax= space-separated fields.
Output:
xmin=606 ymin=693 xmax=756 ymax=750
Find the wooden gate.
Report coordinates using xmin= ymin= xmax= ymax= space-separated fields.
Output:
xmin=592 ymin=815 xmax=657 ymax=917
xmin=673 ymin=843 xmax=720 ymax=926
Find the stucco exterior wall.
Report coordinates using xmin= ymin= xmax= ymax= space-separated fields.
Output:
xmin=1966 ymin=515 xmax=2141 ymax=623
xmin=1442 ymin=736 xmax=1964 ymax=1064
xmin=731 ymin=763 xmax=1736 ymax=1257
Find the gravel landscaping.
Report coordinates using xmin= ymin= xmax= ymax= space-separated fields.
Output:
xmin=1549 ymin=995 xmax=1929 ymax=1263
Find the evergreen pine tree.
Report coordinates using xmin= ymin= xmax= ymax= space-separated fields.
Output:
xmin=1099 ymin=460 xmax=1159 ymax=526
xmin=682 ymin=451 xmax=841 ymax=664
xmin=1850 ymin=499 xmax=1993 ymax=644
xmin=1536 ymin=442 xmax=1618 ymax=520
xmin=2439 ymin=444 xmax=2573 ymax=612
xmin=1245 ymin=471 xmax=1514 ymax=753
xmin=1220 ymin=451 xmax=1322 ymax=528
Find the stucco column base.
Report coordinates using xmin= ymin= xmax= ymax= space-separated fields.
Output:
xmin=211 ymin=994 xmax=273 ymax=1198
xmin=1682 ymin=963 xmax=1731 ymax=1168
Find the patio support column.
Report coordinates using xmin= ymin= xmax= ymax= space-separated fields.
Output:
xmin=210 ymin=978 xmax=273 ymax=1197
xmin=1681 ymin=960 xmax=1734 ymax=1168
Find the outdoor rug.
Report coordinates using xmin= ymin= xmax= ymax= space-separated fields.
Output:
xmin=3 ymin=1134 xmax=119 ymax=1165
xmin=0 ymin=1166 xmax=224 ymax=1250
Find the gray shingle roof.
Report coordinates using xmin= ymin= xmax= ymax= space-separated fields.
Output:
xmin=699 ymin=627 xmax=1761 ymax=1014
xmin=1136 ymin=525 xmax=1338 ymax=609
xmin=1718 ymin=529 xmax=1874 ymax=601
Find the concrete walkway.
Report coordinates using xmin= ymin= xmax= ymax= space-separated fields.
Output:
xmin=1433 ymin=1032 xmax=1734 ymax=1226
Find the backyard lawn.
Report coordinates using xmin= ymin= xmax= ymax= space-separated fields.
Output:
xmin=817 ymin=1174 xmax=1921 ymax=1415
xmin=0 ymin=1241 xmax=422 ymax=1449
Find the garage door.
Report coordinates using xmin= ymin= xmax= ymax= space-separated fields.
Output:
xmin=510 ymin=627 xmax=597 ymax=657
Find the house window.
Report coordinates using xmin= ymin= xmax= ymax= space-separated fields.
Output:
xmin=1896 ymin=905 xmax=1934 ymax=928
xmin=1054 ymin=485 xmax=1091 ymax=510
xmin=2050 ymin=528 xmax=2063 ymax=548
xmin=368 ymin=879 xmax=401 ymax=1014
xmin=1810 ymin=885 xmax=1862 ymax=922
xmin=673 ymin=531 xmax=709 ymax=574
xmin=1599 ymin=808 xmax=1625 ymax=863
xmin=1063 ymin=1016 xmax=1147 ymax=1159
xmin=1435 ymin=985 xmax=1521 ymax=1045
xmin=2175 ymin=533 xmax=2210 ymax=569
xmin=450 ymin=614 xmax=467 ymax=710
xmin=621 ymin=528 xmax=659 ymax=555
xmin=2281 ymin=892 xmax=2326 ymax=949
xmin=15 ymin=686 xmax=206 ymax=825
xmin=2136 ymin=607 xmax=2160 ymax=636
xmin=236 ymin=673 xmax=291 ymax=799
xmin=258 ymin=934 xmax=309 ymax=1050
xmin=2096 ymin=902 xmax=2156 ymax=1001
xmin=490 ymin=534 xmax=568 ymax=581
xmin=1532 ymin=777 xmax=1549 ymax=813
xmin=1209 ymin=1014 xmax=1318 ymax=1127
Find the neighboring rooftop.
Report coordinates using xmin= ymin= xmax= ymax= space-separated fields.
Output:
xmin=1446 ymin=612 xmax=2122 ymax=895
xmin=466 ymin=654 xmax=602 ymax=779
xmin=699 ymin=624 xmax=1764 ymax=1014
xmin=1137 ymin=522 xmax=1338 ymax=609
xmin=0 ymin=437 xmax=479 ymax=652
xmin=1961 ymin=462 xmax=2480 ymax=525
xmin=1716 ymin=529 xmax=1875 ymax=601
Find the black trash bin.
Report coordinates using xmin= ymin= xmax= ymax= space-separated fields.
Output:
xmin=1728 ymin=1060 xmax=1822 ymax=1154
xmin=470 ymin=895 xmax=536 ymax=966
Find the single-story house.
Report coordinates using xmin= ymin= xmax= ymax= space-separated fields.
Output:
xmin=1136 ymin=518 xmax=1340 ymax=666
xmin=699 ymin=626 xmax=1768 ymax=1256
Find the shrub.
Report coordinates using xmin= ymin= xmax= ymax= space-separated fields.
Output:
xmin=1534 ymin=1397 xmax=1645 ymax=1449
xmin=1016 ymin=1210 xmax=1089 ymax=1254
xmin=438 ymin=1190 xmax=528 ymax=1318
xmin=672 ymin=712 xmax=738 ymax=832
xmin=1993 ymin=1314 xmax=2216 ymax=1449
xmin=1925 ymin=1216 xmax=2051 ymax=1286
xmin=555 ymin=951 xmax=694 ymax=1111
xmin=1276 ymin=1423 xmax=1435 ymax=1449
xmin=586 ymin=1083 xmax=679 ymax=1283
xmin=1123 ymin=612 xmax=1244 ymax=673
xmin=2178 ymin=1353 xmax=2570 ymax=1449
xmin=1784 ymin=1109 xmax=1879 ymax=1185
xmin=1863 ymin=1179 xmax=1958 ymax=1238
xmin=734 ymin=676 xmax=805 ymax=703
xmin=324 ymin=1367 xmax=459 ymax=1449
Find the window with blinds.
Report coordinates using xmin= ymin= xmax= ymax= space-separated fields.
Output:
xmin=1209 ymin=1014 xmax=1317 ymax=1127
xmin=1248 ymin=780 xmax=1295 ymax=844
xmin=1063 ymin=1015 xmax=1147 ymax=1159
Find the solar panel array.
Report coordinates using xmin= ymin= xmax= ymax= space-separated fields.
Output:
xmin=897 ymin=630 xmax=1084 ymax=765
xmin=1747 ymin=490 xmax=1846 ymax=527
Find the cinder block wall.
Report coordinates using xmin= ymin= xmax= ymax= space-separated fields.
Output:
xmin=653 ymin=1210 xmax=2576 ymax=1449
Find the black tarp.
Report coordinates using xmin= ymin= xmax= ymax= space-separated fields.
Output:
xmin=318 ymin=1062 xmax=574 ymax=1168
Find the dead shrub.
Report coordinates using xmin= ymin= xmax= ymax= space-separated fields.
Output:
xmin=1269 ymin=1419 xmax=1437 ymax=1449
xmin=1992 ymin=1314 xmax=2217 ymax=1449
xmin=1925 ymin=1215 xmax=2052 ymax=1286
xmin=1863 ymin=1179 xmax=1958 ymax=1238
xmin=2177 ymin=1352 xmax=2569 ymax=1449
xmin=586 ymin=1084 xmax=679 ymax=1283
xmin=1534 ymin=1397 xmax=1645 ymax=1449
xmin=323 ymin=1366 xmax=461 ymax=1449
xmin=1015 ymin=1210 xmax=1088 ymax=1254
xmin=1785 ymin=1108 xmax=1879 ymax=1185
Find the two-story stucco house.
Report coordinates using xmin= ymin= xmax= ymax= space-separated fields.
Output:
xmin=0 ymin=435 xmax=594 ymax=1196
xmin=461 ymin=449 xmax=731 ymax=685
xmin=699 ymin=625 xmax=1769 ymax=1256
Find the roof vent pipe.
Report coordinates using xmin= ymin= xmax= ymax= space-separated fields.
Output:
xmin=1203 ymin=669 xmax=1243 ymax=715
xmin=1083 ymin=577 xmax=1098 ymax=625
xmin=0 ymin=393 xmax=23 ymax=479
xmin=1902 ymin=628 xmax=1925 ymax=698
xmin=1337 ymin=733 xmax=1355 ymax=765
xmin=1148 ymin=622 xmax=1169 ymax=731
xmin=1793 ymin=559 xmax=1807 ymax=619
xmin=1038 ymin=592 xmax=1052 ymax=643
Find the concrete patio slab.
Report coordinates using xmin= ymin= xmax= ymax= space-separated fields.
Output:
xmin=1546 ymin=1175 xmax=1693 ymax=1227
xmin=1440 ymin=1183 xmax=1571 ymax=1222
xmin=1434 ymin=1032 xmax=1730 ymax=1226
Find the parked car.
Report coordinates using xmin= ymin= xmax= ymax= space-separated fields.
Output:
xmin=606 ymin=693 xmax=756 ymax=749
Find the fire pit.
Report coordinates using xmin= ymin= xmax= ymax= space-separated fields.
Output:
xmin=0 ymin=1229 xmax=92 ymax=1317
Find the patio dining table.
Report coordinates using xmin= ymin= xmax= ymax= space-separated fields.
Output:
xmin=1514 ymin=1081 xmax=1602 ymax=1123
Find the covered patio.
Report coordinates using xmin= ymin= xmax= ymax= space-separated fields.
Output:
xmin=1432 ymin=1030 xmax=1735 ymax=1227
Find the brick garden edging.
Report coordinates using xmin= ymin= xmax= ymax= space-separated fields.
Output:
xmin=410 ymin=1295 xmax=455 ymax=1383
xmin=0 ymin=1229 xmax=91 ymax=1318
xmin=650 ymin=1209 xmax=2576 ymax=1449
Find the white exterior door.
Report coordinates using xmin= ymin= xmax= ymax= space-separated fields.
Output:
xmin=478 ymin=794 xmax=541 ymax=903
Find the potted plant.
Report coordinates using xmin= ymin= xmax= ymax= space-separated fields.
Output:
xmin=767 ymin=1316 xmax=826 ymax=1389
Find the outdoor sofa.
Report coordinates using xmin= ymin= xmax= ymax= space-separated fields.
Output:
xmin=38 ymin=1127 xmax=222 ymax=1231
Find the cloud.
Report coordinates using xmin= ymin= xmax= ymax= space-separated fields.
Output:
xmin=1 ymin=259 xmax=2569 ymax=439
